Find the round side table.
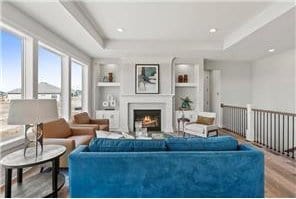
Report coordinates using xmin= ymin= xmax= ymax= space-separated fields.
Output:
xmin=177 ymin=117 xmax=190 ymax=136
xmin=0 ymin=145 xmax=66 ymax=198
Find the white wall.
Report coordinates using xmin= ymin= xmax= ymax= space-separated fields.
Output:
xmin=204 ymin=60 xmax=252 ymax=106
xmin=251 ymin=48 xmax=296 ymax=112
xmin=121 ymin=57 xmax=173 ymax=95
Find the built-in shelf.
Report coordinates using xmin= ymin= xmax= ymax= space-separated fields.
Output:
xmin=175 ymin=83 xmax=196 ymax=87
xmin=96 ymin=109 xmax=118 ymax=112
xmin=97 ymin=82 xmax=120 ymax=87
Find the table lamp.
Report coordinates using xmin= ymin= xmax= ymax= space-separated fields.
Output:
xmin=7 ymin=99 xmax=58 ymax=157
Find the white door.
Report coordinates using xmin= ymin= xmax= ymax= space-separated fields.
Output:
xmin=209 ymin=70 xmax=222 ymax=127
xmin=204 ymin=70 xmax=210 ymax=112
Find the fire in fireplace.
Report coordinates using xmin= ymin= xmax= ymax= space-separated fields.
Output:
xmin=134 ymin=109 xmax=161 ymax=132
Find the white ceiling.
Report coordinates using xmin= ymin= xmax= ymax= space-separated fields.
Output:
xmin=11 ymin=1 xmax=102 ymax=57
xmin=83 ymin=2 xmax=270 ymax=41
xmin=9 ymin=1 xmax=296 ymax=61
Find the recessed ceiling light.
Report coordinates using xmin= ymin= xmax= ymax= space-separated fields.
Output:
xmin=209 ymin=28 xmax=217 ymax=33
xmin=268 ymin=48 xmax=275 ymax=52
xmin=117 ymin=28 xmax=124 ymax=32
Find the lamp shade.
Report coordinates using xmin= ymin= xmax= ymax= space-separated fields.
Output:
xmin=7 ymin=99 xmax=58 ymax=125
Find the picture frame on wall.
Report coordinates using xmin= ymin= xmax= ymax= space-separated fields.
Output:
xmin=135 ymin=64 xmax=159 ymax=94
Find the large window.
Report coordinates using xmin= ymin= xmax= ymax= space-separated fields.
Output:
xmin=71 ymin=61 xmax=83 ymax=117
xmin=38 ymin=46 xmax=62 ymax=115
xmin=0 ymin=29 xmax=23 ymax=142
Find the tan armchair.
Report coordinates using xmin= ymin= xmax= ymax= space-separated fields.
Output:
xmin=43 ymin=118 xmax=96 ymax=168
xmin=71 ymin=112 xmax=109 ymax=131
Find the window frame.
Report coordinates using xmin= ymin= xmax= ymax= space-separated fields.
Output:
xmin=0 ymin=26 xmax=25 ymax=149
xmin=0 ymin=24 xmax=90 ymax=149
xmin=37 ymin=43 xmax=63 ymax=116
xmin=70 ymin=58 xmax=88 ymax=116
xmin=70 ymin=59 xmax=84 ymax=116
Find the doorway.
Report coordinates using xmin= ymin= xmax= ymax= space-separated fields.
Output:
xmin=204 ymin=70 xmax=222 ymax=127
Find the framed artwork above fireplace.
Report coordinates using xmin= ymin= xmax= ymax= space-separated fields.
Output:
xmin=135 ymin=64 xmax=159 ymax=94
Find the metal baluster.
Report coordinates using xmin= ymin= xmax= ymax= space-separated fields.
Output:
xmin=231 ymin=107 xmax=233 ymax=132
xmin=256 ymin=111 xmax=259 ymax=143
xmin=259 ymin=111 xmax=262 ymax=144
xmin=282 ymin=114 xmax=285 ymax=154
xmin=270 ymin=113 xmax=273 ymax=149
xmin=243 ymin=109 xmax=245 ymax=136
xmin=254 ymin=111 xmax=257 ymax=142
xmin=274 ymin=113 xmax=276 ymax=151
xmin=287 ymin=115 xmax=290 ymax=157
xmin=263 ymin=112 xmax=265 ymax=146
xmin=235 ymin=108 xmax=237 ymax=134
xmin=245 ymin=109 xmax=247 ymax=137
xmin=266 ymin=112 xmax=269 ymax=148
xmin=292 ymin=116 xmax=295 ymax=159
xmin=240 ymin=109 xmax=243 ymax=136
xmin=278 ymin=114 xmax=280 ymax=153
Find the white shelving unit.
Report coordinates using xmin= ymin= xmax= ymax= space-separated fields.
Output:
xmin=97 ymin=82 xmax=121 ymax=87
xmin=174 ymin=63 xmax=199 ymax=111
xmin=175 ymin=83 xmax=196 ymax=87
xmin=174 ymin=63 xmax=200 ymax=131
xmin=94 ymin=61 xmax=121 ymax=130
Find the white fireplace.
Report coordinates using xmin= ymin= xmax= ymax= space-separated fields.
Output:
xmin=120 ymin=95 xmax=174 ymax=132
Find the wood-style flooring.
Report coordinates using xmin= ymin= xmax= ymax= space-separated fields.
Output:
xmin=220 ymin=129 xmax=296 ymax=198
xmin=1 ymin=129 xmax=295 ymax=198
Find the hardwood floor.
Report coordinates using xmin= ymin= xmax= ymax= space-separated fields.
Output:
xmin=1 ymin=130 xmax=295 ymax=198
xmin=220 ymin=129 xmax=296 ymax=198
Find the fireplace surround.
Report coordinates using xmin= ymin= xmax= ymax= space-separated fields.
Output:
xmin=134 ymin=109 xmax=161 ymax=131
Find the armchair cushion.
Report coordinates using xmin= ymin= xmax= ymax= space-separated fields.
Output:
xmin=70 ymin=124 xmax=99 ymax=129
xmin=68 ymin=135 xmax=93 ymax=147
xmin=196 ymin=116 xmax=214 ymax=125
xmin=90 ymin=119 xmax=109 ymax=131
xmin=71 ymin=126 xmax=96 ymax=137
xmin=74 ymin=112 xmax=90 ymax=124
xmin=98 ymin=124 xmax=109 ymax=131
xmin=165 ymin=136 xmax=238 ymax=151
xmin=43 ymin=118 xmax=72 ymax=138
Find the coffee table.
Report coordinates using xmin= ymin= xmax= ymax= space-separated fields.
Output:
xmin=96 ymin=130 xmax=177 ymax=140
xmin=0 ymin=145 xmax=66 ymax=198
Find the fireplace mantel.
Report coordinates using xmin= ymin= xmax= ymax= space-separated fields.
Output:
xmin=120 ymin=95 xmax=174 ymax=132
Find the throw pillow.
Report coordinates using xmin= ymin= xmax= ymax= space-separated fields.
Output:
xmin=196 ymin=116 xmax=214 ymax=125
xmin=88 ymin=138 xmax=167 ymax=152
xmin=74 ymin=112 xmax=90 ymax=124
xmin=165 ymin=136 xmax=238 ymax=151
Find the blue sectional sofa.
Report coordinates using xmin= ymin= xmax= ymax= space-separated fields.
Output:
xmin=69 ymin=136 xmax=264 ymax=198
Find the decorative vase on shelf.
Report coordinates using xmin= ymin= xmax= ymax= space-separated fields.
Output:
xmin=108 ymin=73 xmax=113 ymax=82
xmin=184 ymin=74 xmax=188 ymax=83
xmin=178 ymin=75 xmax=184 ymax=83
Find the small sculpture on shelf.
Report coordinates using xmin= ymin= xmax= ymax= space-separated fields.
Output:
xmin=102 ymin=94 xmax=116 ymax=110
xmin=180 ymin=96 xmax=193 ymax=110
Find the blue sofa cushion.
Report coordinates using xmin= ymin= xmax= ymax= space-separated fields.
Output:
xmin=165 ymin=136 xmax=238 ymax=151
xmin=88 ymin=138 xmax=166 ymax=152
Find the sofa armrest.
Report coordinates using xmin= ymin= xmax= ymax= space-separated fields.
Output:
xmin=71 ymin=127 xmax=96 ymax=137
xmin=90 ymin=119 xmax=109 ymax=131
